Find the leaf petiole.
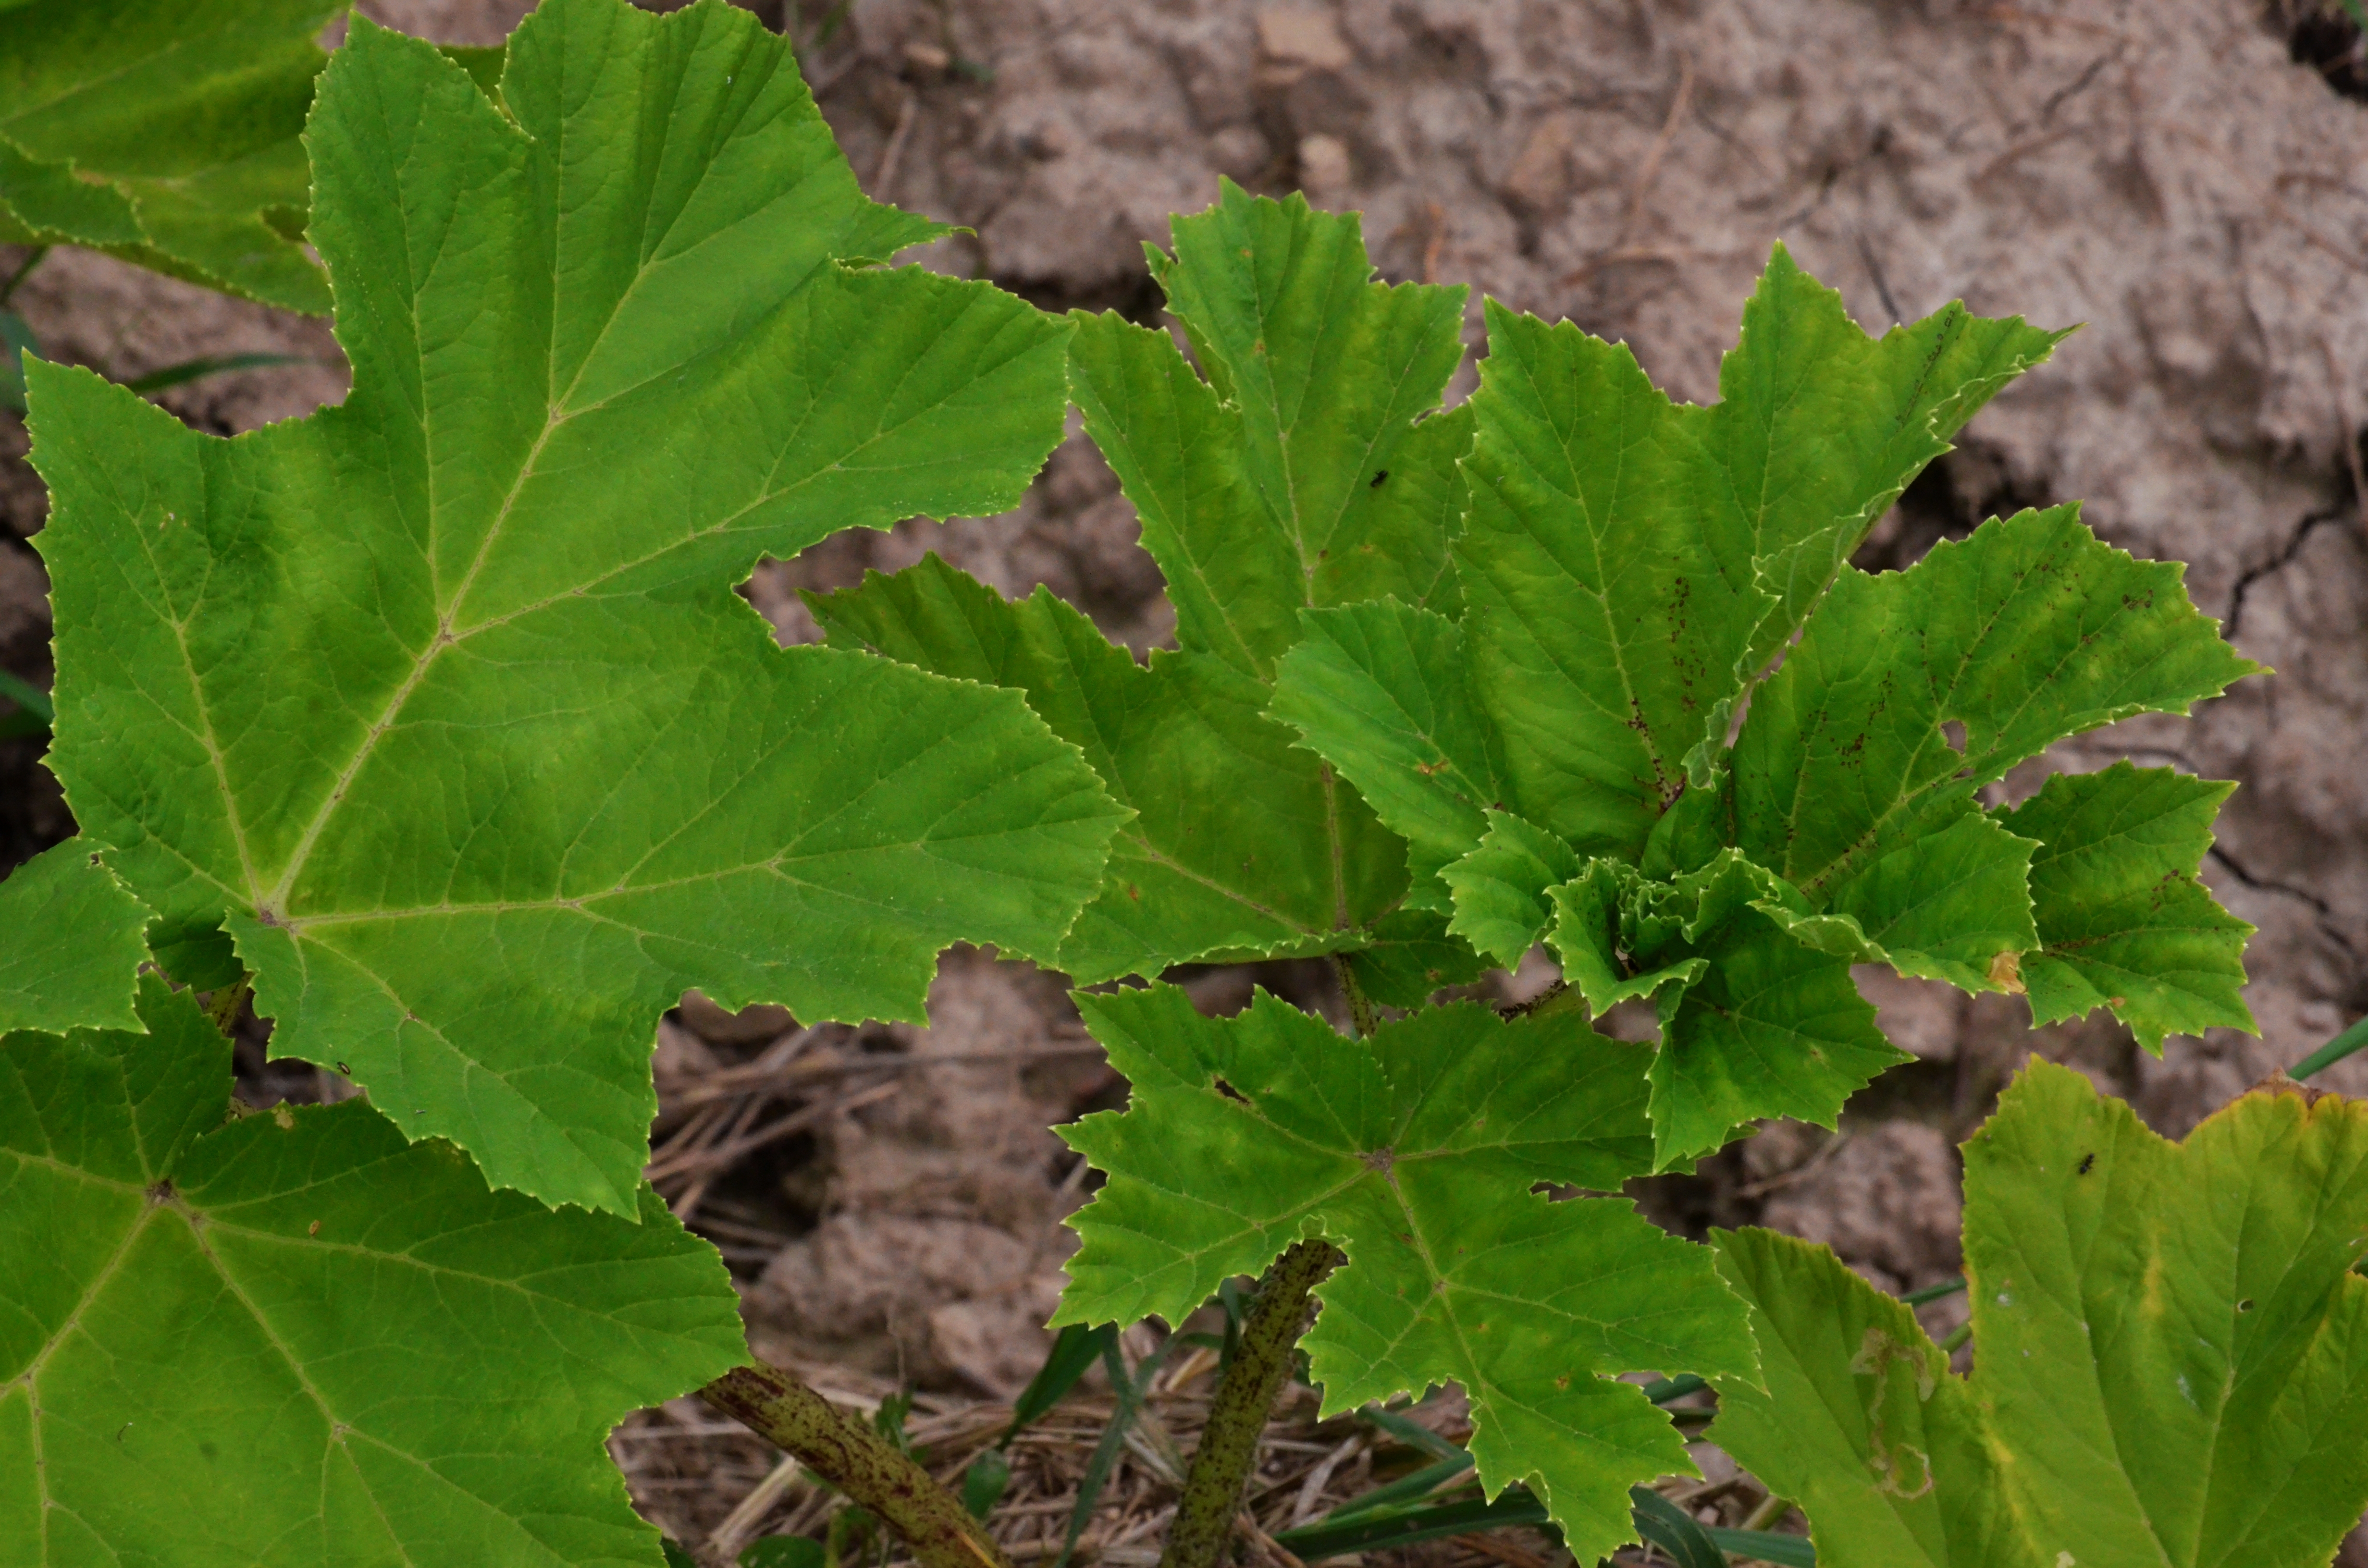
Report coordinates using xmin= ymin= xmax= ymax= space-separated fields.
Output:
xmin=703 ymin=1361 xmax=1015 ymax=1568
xmin=1160 ymin=1240 xmax=1344 ymax=1568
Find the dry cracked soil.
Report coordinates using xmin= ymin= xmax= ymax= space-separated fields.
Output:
xmin=4 ymin=0 xmax=2367 ymax=1558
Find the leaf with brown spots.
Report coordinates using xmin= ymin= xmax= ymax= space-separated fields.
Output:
xmin=1730 ymin=505 xmax=2258 ymax=1007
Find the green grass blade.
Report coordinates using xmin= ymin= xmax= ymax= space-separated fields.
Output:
xmin=1005 ymin=1323 xmax=1116 ymax=1444
xmin=1050 ymin=1337 xmax=1172 ymax=1568
xmin=117 ymin=351 xmax=311 ymax=394
xmin=1272 ymin=1491 xmax=1548 ymax=1560
xmin=2295 ymin=1013 xmax=2368 ymax=1079
xmin=1353 ymin=1402 xmax=1465 ymax=1462
xmin=0 ymin=307 xmax=32 ymax=416
xmin=1629 ymin=1487 xmax=1725 ymax=1568
xmin=1704 ymin=1525 xmax=1816 ymax=1566
xmin=1314 ymin=1455 xmax=1475 ymax=1524
xmin=1640 ymin=1373 xmax=1708 ymax=1405
xmin=0 ymin=668 xmax=53 ymax=723
xmin=962 ymin=1450 xmax=1011 ymax=1521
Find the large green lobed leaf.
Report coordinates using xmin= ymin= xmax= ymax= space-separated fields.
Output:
xmin=807 ymin=555 xmax=1400 ymax=982
xmin=0 ymin=0 xmax=341 ymax=312
xmin=0 ymin=977 xmax=747 ymax=1566
xmin=28 ymin=0 xmax=1125 ymax=1213
xmin=1267 ymin=259 xmax=2259 ymax=1162
xmin=1139 ymin=181 xmax=1474 ymax=644
xmin=1728 ymin=504 xmax=2261 ymax=973
xmin=816 ymin=184 xmax=1484 ymax=987
xmin=1275 ymin=258 xmax=2074 ymax=937
xmin=1268 ymin=600 xmax=1508 ymax=908
xmin=1445 ymin=250 xmax=2066 ymax=863
xmin=1052 ymin=984 xmax=1755 ymax=1563
xmin=1996 ymin=761 xmax=2254 ymax=1048
xmin=1712 ymin=1061 xmax=2368 ymax=1568
xmin=0 ymin=839 xmax=149 ymax=1036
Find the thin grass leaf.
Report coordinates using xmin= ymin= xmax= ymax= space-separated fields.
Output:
xmin=1004 ymin=1322 xmax=1116 ymax=1444
xmin=1219 ymin=1277 xmax=1247 ymax=1370
xmin=1283 ymin=1482 xmax=1814 ymax=1567
xmin=1316 ymin=1454 xmax=1475 ymax=1523
xmin=1354 ymin=1403 xmax=1466 ymax=1462
xmin=0 ymin=666 xmax=47 ymax=736
xmin=742 ymin=1539 xmax=826 ymax=1568
xmin=742 ymin=1538 xmax=826 ymax=1568
xmin=0 ymin=307 xmax=32 ymax=416
xmin=116 ymin=350 xmax=311 ymax=394
xmin=0 ymin=246 xmax=44 ymax=307
xmin=1629 ymin=1486 xmax=1725 ymax=1568
xmin=873 ymin=1391 xmax=915 ymax=1455
xmin=1704 ymin=1527 xmax=1815 ymax=1567
xmin=0 ymin=667 xmax=51 ymax=723
xmin=1273 ymin=1491 xmax=1549 ymax=1560
xmin=1640 ymin=1374 xmax=1708 ymax=1406
xmin=2296 ymin=1013 xmax=2368 ymax=1079
xmin=1051 ymin=1336 xmax=1173 ymax=1568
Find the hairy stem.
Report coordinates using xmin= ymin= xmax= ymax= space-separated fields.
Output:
xmin=1159 ymin=1239 xmax=1344 ymax=1568
xmin=703 ymin=1361 xmax=1014 ymax=1568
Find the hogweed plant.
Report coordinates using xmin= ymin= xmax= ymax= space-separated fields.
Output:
xmin=5 ymin=3 xmax=1122 ymax=1561
xmin=812 ymin=187 xmax=2368 ymax=1566
xmin=5 ymin=3 xmax=2368 ymax=1567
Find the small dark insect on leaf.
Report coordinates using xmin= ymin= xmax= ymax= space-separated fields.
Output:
xmin=1370 ymin=469 xmax=1389 ymax=487
xmin=2077 ymin=1153 xmax=2096 ymax=1175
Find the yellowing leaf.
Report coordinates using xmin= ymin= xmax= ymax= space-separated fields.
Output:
xmin=1713 ymin=1062 xmax=2368 ymax=1568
